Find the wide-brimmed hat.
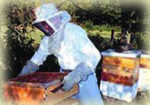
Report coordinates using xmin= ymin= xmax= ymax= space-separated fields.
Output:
xmin=33 ymin=3 xmax=59 ymax=23
xmin=32 ymin=3 xmax=71 ymax=36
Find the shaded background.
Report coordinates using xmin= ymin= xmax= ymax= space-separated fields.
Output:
xmin=1 ymin=0 xmax=149 ymax=79
xmin=0 ymin=0 xmax=150 ymax=105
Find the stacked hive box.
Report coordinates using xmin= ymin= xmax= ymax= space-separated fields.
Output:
xmin=138 ymin=54 xmax=150 ymax=91
xmin=3 ymin=72 xmax=78 ymax=105
xmin=100 ymin=49 xmax=141 ymax=102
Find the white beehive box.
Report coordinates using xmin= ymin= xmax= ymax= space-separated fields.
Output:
xmin=100 ymin=49 xmax=141 ymax=102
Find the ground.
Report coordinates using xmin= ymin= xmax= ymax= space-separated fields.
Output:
xmin=103 ymin=91 xmax=150 ymax=105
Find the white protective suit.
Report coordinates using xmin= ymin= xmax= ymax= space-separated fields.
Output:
xmin=31 ymin=23 xmax=100 ymax=71
xmin=29 ymin=3 xmax=103 ymax=105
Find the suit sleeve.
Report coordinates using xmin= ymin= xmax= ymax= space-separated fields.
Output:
xmin=30 ymin=36 xmax=52 ymax=66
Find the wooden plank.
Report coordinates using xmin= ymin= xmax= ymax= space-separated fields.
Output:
xmin=45 ymin=83 xmax=78 ymax=105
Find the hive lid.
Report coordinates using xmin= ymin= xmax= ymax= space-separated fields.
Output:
xmin=7 ymin=72 xmax=67 ymax=88
xmin=101 ymin=49 xmax=141 ymax=58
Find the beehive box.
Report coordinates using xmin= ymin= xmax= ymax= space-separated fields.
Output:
xmin=3 ymin=72 xmax=78 ymax=105
xmin=100 ymin=49 xmax=141 ymax=102
xmin=138 ymin=54 xmax=150 ymax=91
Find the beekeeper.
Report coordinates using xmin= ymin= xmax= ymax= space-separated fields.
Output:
xmin=19 ymin=3 xmax=103 ymax=105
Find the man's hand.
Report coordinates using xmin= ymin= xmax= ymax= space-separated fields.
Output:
xmin=62 ymin=63 xmax=93 ymax=91
xmin=18 ymin=61 xmax=39 ymax=76
xmin=61 ymin=73 xmax=77 ymax=91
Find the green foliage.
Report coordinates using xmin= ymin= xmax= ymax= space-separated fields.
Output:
xmin=4 ymin=2 xmax=60 ymax=78
xmin=4 ymin=2 xmax=36 ymax=78
xmin=3 ymin=0 xmax=145 ymax=79
xmin=130 ymin=33 xmax=150 ymax=50
xmin=83 ymin=20 xmax=94 ymax=30
xmin=71 ymin=0 xmax=121 ymax=26
xmin=121 ymin=4 xmax=145 ymax=33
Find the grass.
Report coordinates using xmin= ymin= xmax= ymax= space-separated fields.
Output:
xmin=88 ymin=30 xmax=121 ymax=39
xmin=26 ymin=24 xmax=122 ymax=45
xmin=103 ymin=91 xmax=150 ymax=105
xmin=83 ymin=22 xmax=122 ymax=39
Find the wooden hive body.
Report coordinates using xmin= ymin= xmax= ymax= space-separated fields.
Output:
xmin=102 ymin=56 xmax=139 ymax=86
xmin=100 ymin=49 xmax=141 ymax=102
xmin=140 ymin=54 xmax=150 ymax=69
xmin=138 ymin=54 xmax=150 ymax=91
xmin=3 ymin=72 xmax=78 ymax=105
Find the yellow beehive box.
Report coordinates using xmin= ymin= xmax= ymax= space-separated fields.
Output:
xmin=100 ymin=49 xmax=141 ymax=102
xmin=101 ymin=49 xmax=141 ymax=86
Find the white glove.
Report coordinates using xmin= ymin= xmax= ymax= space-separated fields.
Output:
xmin=18 ymin=61 xmax=39 ymax=76
xmin=62 ymin=63 xmax=93 ymax=91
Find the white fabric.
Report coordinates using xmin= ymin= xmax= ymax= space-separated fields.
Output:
xmin=31 ymin=22 xmax=101 ymax=71
xmin=31 ymin=3 xmax=100 ymax=71
xmin=34 ymin=3 xmax=58 ymax=21
xmin=46 ymin=11 xmax=71 ymax=32
xmin=33 ymin=3 xmax=71 ymax=36
xmin=33 ymin=11 xmax=71 ymax=34
xmin=77 ymin=73 xmax=103 ymax=105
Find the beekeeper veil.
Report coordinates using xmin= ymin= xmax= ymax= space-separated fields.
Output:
xmin=32 ymin=3 xmax=71 ymax=36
